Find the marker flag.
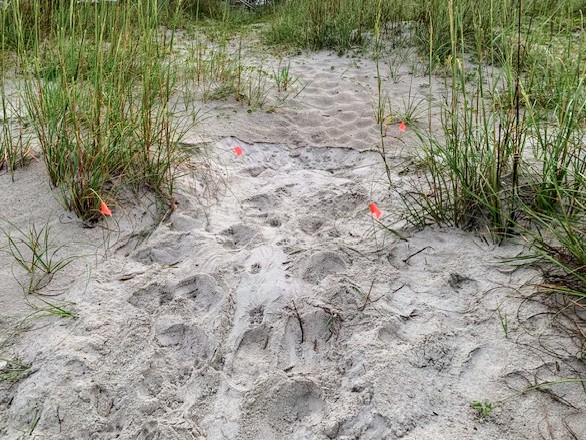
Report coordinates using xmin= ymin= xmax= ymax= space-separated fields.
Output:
xmin=369 ymin=202 xmax=382 ymax=220
xmin=100 ymin=201 xmax=112 ymax=216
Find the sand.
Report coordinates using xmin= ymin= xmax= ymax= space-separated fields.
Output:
xmin=1 ymin=47 xmax=585 ymax=439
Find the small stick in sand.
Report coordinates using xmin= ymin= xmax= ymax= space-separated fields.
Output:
xmin=402 ymin=246 xmax=433 ymax=265
xmin=358 ymin=279 xmax=376 ymax=312
xmin=291 ymin=300 xmax=305 ymax=344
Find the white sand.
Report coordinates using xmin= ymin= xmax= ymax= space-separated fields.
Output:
xmin=1 ymin=49 xmax=585 ymax=439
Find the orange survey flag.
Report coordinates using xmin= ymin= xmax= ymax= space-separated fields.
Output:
xmin=100 ymin=201 xmax=112 ymax=216
xmin=369 ymin=202 xmax=382 ymax=220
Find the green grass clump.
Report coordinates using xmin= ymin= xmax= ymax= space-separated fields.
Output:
xmin=0 ymin=77 xmax=29 ymax=177
xmin=1 ymin=220 xmax=78 ymax=294
xmin=392 ymin=0 xmax=586 ymax=345
xmin=182 ymin=35 xmax=304 ymax=110
xmin=414 ymin=0 xmax=585 ymax=65
xmin=266 ymin=0 xmax=403 ymax=52
xmin=0 ymin=3 xmax=30 ymax=176
xmin=169 ymin=0 xmax=226 ymax=20
xmin=401 ymin=0 xmax=586 ymax=234
xmin=2 ymin=0 xmax=190 ymax=221
xmin=402 ymin=77 xmax=521 ymax=236
xmin=517 ymin=190 xmax=586 ymax=307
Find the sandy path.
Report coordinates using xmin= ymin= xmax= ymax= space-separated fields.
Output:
xmin=1 ymin=50 xmax=585 ymax=439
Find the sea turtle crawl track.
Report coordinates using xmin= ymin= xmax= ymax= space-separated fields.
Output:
xmin=2 ymin=136 xmax=584 ymax=439
xmin=0 ymin=21 xmax=584 ymax=435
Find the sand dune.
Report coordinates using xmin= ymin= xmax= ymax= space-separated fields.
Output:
xmin=1 ymin=48 xmax=585 ymax=439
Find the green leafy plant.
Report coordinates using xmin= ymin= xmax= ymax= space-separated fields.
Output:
xmin=471 ymin=400 xmax=494 ymax=418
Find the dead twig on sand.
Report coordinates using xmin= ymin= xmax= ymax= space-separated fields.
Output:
xmin=291 ymin=300 xmax=305 ymax=344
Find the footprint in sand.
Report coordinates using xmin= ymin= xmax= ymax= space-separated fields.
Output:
xmin=132 ymin=232 xmax=198 ymax=266
xmin=154 ymin=316 xmax=213 ymax=364
xmin=300 ymin=251 xmax=347 ymax=284
xmin=238 ymin=376 xmax=325 ymax=438
xmin=128 ymin=282 xmax=174 ymax=311
xmin=298 ymin=215 xmax=325 ymax=235
xmin=243 ymin=193 xmax=279 ymax=218
xmin=173 ymin=273 xmax=221 ymax=314
xmin=220 ymin=223 xmax=262 ymax=248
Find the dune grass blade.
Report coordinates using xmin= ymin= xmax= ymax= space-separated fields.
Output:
xmin=0 ymin=357 xmax=30 ymax=382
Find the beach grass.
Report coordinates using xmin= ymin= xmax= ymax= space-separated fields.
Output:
xmin=265 ymin=0 xmax=403 ymax=52
xmin=394 ymin=0 xmax=586 ymax=340
xmin=181 ymin=35 xmax=304 ymax=111
xmin=0 ymin=220 xmax=80 ymax=294
xmin=1 ymin=0 xmax=585 ymax=347
xmin=1 ymin=0 xmax=191 ymax=221
xmin=0 ymin=357 xmax=30 ymax=382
